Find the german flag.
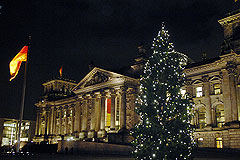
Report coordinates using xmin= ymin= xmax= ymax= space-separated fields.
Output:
xmin=59 ymin=66 xmax=63 ymax=77
xmin=9 ymin=46 xmax=28 ymax=81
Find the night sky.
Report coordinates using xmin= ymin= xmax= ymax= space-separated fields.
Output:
xmin=0 ymin=0 xmax=239 ymax=120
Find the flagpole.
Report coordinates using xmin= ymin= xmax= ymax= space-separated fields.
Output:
xmin=16 ymin=36 xmax=31 ymax=153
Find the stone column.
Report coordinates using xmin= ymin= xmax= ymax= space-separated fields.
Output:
xmin=88 ymin=94 xmax=97 ymax=139
xmin=228 ymin=67 xmax=238 ymax=122
xmin=44 ymin=109 xmax=49 ymax=141
xmin=128 ymin=88 xmax=137 ymax=129
xmin=203 ymin=76 xmax=212 ymax=128
xmin=120 ymin=86 xmax=127 ymax=130
xmin=48 ymin=110 xmax=52 ymax=135
xmin=65 ymin=108 xmax=69 ymax=135
xmin=71 ymin=106 xmax=75 ymax=134
xmin=211 ymin=107 xmax=217 ymax=127
xmin=74 ymin=101 xmax=81 ymax=134
xmin=238 ymin=86 xmax=240 ymax=121
xmin=35 ymin=108 xmax=40 ymax=136
xmin=80 ymin=97 xmax=88 ymax=139
xmin=50 ymin=107 xmax=54 ymax=135
xmin=53 ymin=108 xmax=57 ymax=135
xmin=39 ymin=113 xmax=43 ymax=135
xmin=45 ymin=109 xmax=50 ymax=135
xmin=95 ymin=94 xmax=101 ymax=132
xmin=110 ymin=89 xmax=116 ymax=131
xmin=222 ymin=62 xmax=239 ymax=125
xmin=59 ymin=107 xmax=63 ymax=135
xmin=98 ymin=92 xmax=107 ymax=138
xmin=62 ymin=108 xmax=66 ymax=135
xmin=222 ymin=69 xmax=232 ymax=123
xmin=185 ymin=79 xmax=193 ymax=98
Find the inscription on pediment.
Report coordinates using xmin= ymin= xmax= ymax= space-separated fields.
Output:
xmin=84 ymin=71 xmax=109 ymax=87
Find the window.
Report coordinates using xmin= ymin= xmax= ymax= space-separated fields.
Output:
xmin=196 ymin=87 xmax=203 ymax=97
xmin=214 ymin=83 xmax=221 ymax=95
xmin=197 ymin=138 xmax=204 ymax=146
xmin=198 ymin=107 xmax=206 ymax=129
xmin=180 ymin=89 xmax=186 ymax=98
xmin=216 ymin=137 xmax=223 ymax=148
xmin=216 ymin=105 xmax=225 ymax=128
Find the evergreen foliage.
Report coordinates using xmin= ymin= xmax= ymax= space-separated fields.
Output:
xmin=131 ymin=23 xmax=195 ymax=160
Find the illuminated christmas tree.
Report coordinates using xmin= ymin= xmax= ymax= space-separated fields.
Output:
xmin=131 ymin=23 xmax=194 ymax=160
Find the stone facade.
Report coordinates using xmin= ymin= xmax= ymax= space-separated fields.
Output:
xmin=183 ymin=10 xmax=240 ymax=149
xmin=34 ymin=69 xmax=139 ymax=144
xmin=33 ymin=58 xmax=142 ymax=144
xmin=34 ymin=10 xmax=240 ymax=149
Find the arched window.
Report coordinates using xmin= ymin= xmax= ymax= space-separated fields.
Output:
xmin=198 ymin=107 xmax=206 ymax=129
xmin=216 ymin=104 xmax=225 ymax=128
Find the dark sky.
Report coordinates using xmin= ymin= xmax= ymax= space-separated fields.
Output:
xmin=0 ymin=0 xmax=239 ymax=120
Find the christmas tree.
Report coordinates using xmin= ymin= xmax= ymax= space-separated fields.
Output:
xmin=131 ymin=23 xmax=195 ymax=160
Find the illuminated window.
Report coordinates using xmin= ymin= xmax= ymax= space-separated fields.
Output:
xmin=20 ymin=138 xmax=28 ymax=142
xmin=216 ymin=138 xmax=223 ymax=148
xmin=196 ymin=87 xmax=203 ymax=97
xmin=180 ymin=89 xmax=186 ymax=98
xmin=214 ymin=84 xmax=221 ymax=95
xmin=70 ymin=110 xmax=73 ymax=116
xmin=198 ymin=138 xmax=203 ymax=141
xmin=198 ymin=107 xmax=206 ymax=129
xmin=197 ymin=138 xmax=204 ymax=146
xmin=216 ymin=105 xmax=225 ymax=128
xmin=64 ymin=111 xmax=66 ymax=117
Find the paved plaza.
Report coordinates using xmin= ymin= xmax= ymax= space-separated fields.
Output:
xmin=0 ymin=150 xmax=240 ymax=160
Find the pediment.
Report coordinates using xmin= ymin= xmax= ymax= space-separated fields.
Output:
xmin=72 ymin=67 xmax=123 ymax=92
xmin=84 ymin=71 xmax=109 ymax=87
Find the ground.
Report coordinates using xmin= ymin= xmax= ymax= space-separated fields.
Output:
xmin=0 ymin=150 xmax=240 ymax=160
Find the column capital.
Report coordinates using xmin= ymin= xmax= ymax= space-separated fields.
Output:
xmin=53 ymin=107 xmax=58 ymax=111
xmin=63 ymin=105 xmax=68 ymax=110
xmin=226 ymin=61 xmax=237 ymax=75
xmin=100 ymin=90 xmax=107 ymax=97
xmin=110 ymin=88 xmax=117 ymax=95
xmin=45 ymin=106 xmax=51 ymax=112
xmin=77 ymin=94 xmax=85 ymax=100
xmin=89 ymin=92 xmax=97 ymax=99
xmin=79 ymin=94 xmax=89 ymax=101
xmin=120 ymin=86 xmax=127 ymax=93
xmin=127 ymin=87 xmax=137 ymax=95
xmin=185 ymin=78 xmax=192 ymax=86
xmin=36 ymin=107 xmax=42 ymax=112
xmin=202 ymin=75 xmax=209 ymax=82
xmin=70 ymin=103 xmax=75 ymax=108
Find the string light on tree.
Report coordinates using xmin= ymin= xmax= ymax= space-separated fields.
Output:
xmin=131 ymin=23 xmax=195 ymax=160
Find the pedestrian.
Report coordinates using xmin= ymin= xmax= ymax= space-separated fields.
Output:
xmin=65 ymin=147 xmax=68 ymax=154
